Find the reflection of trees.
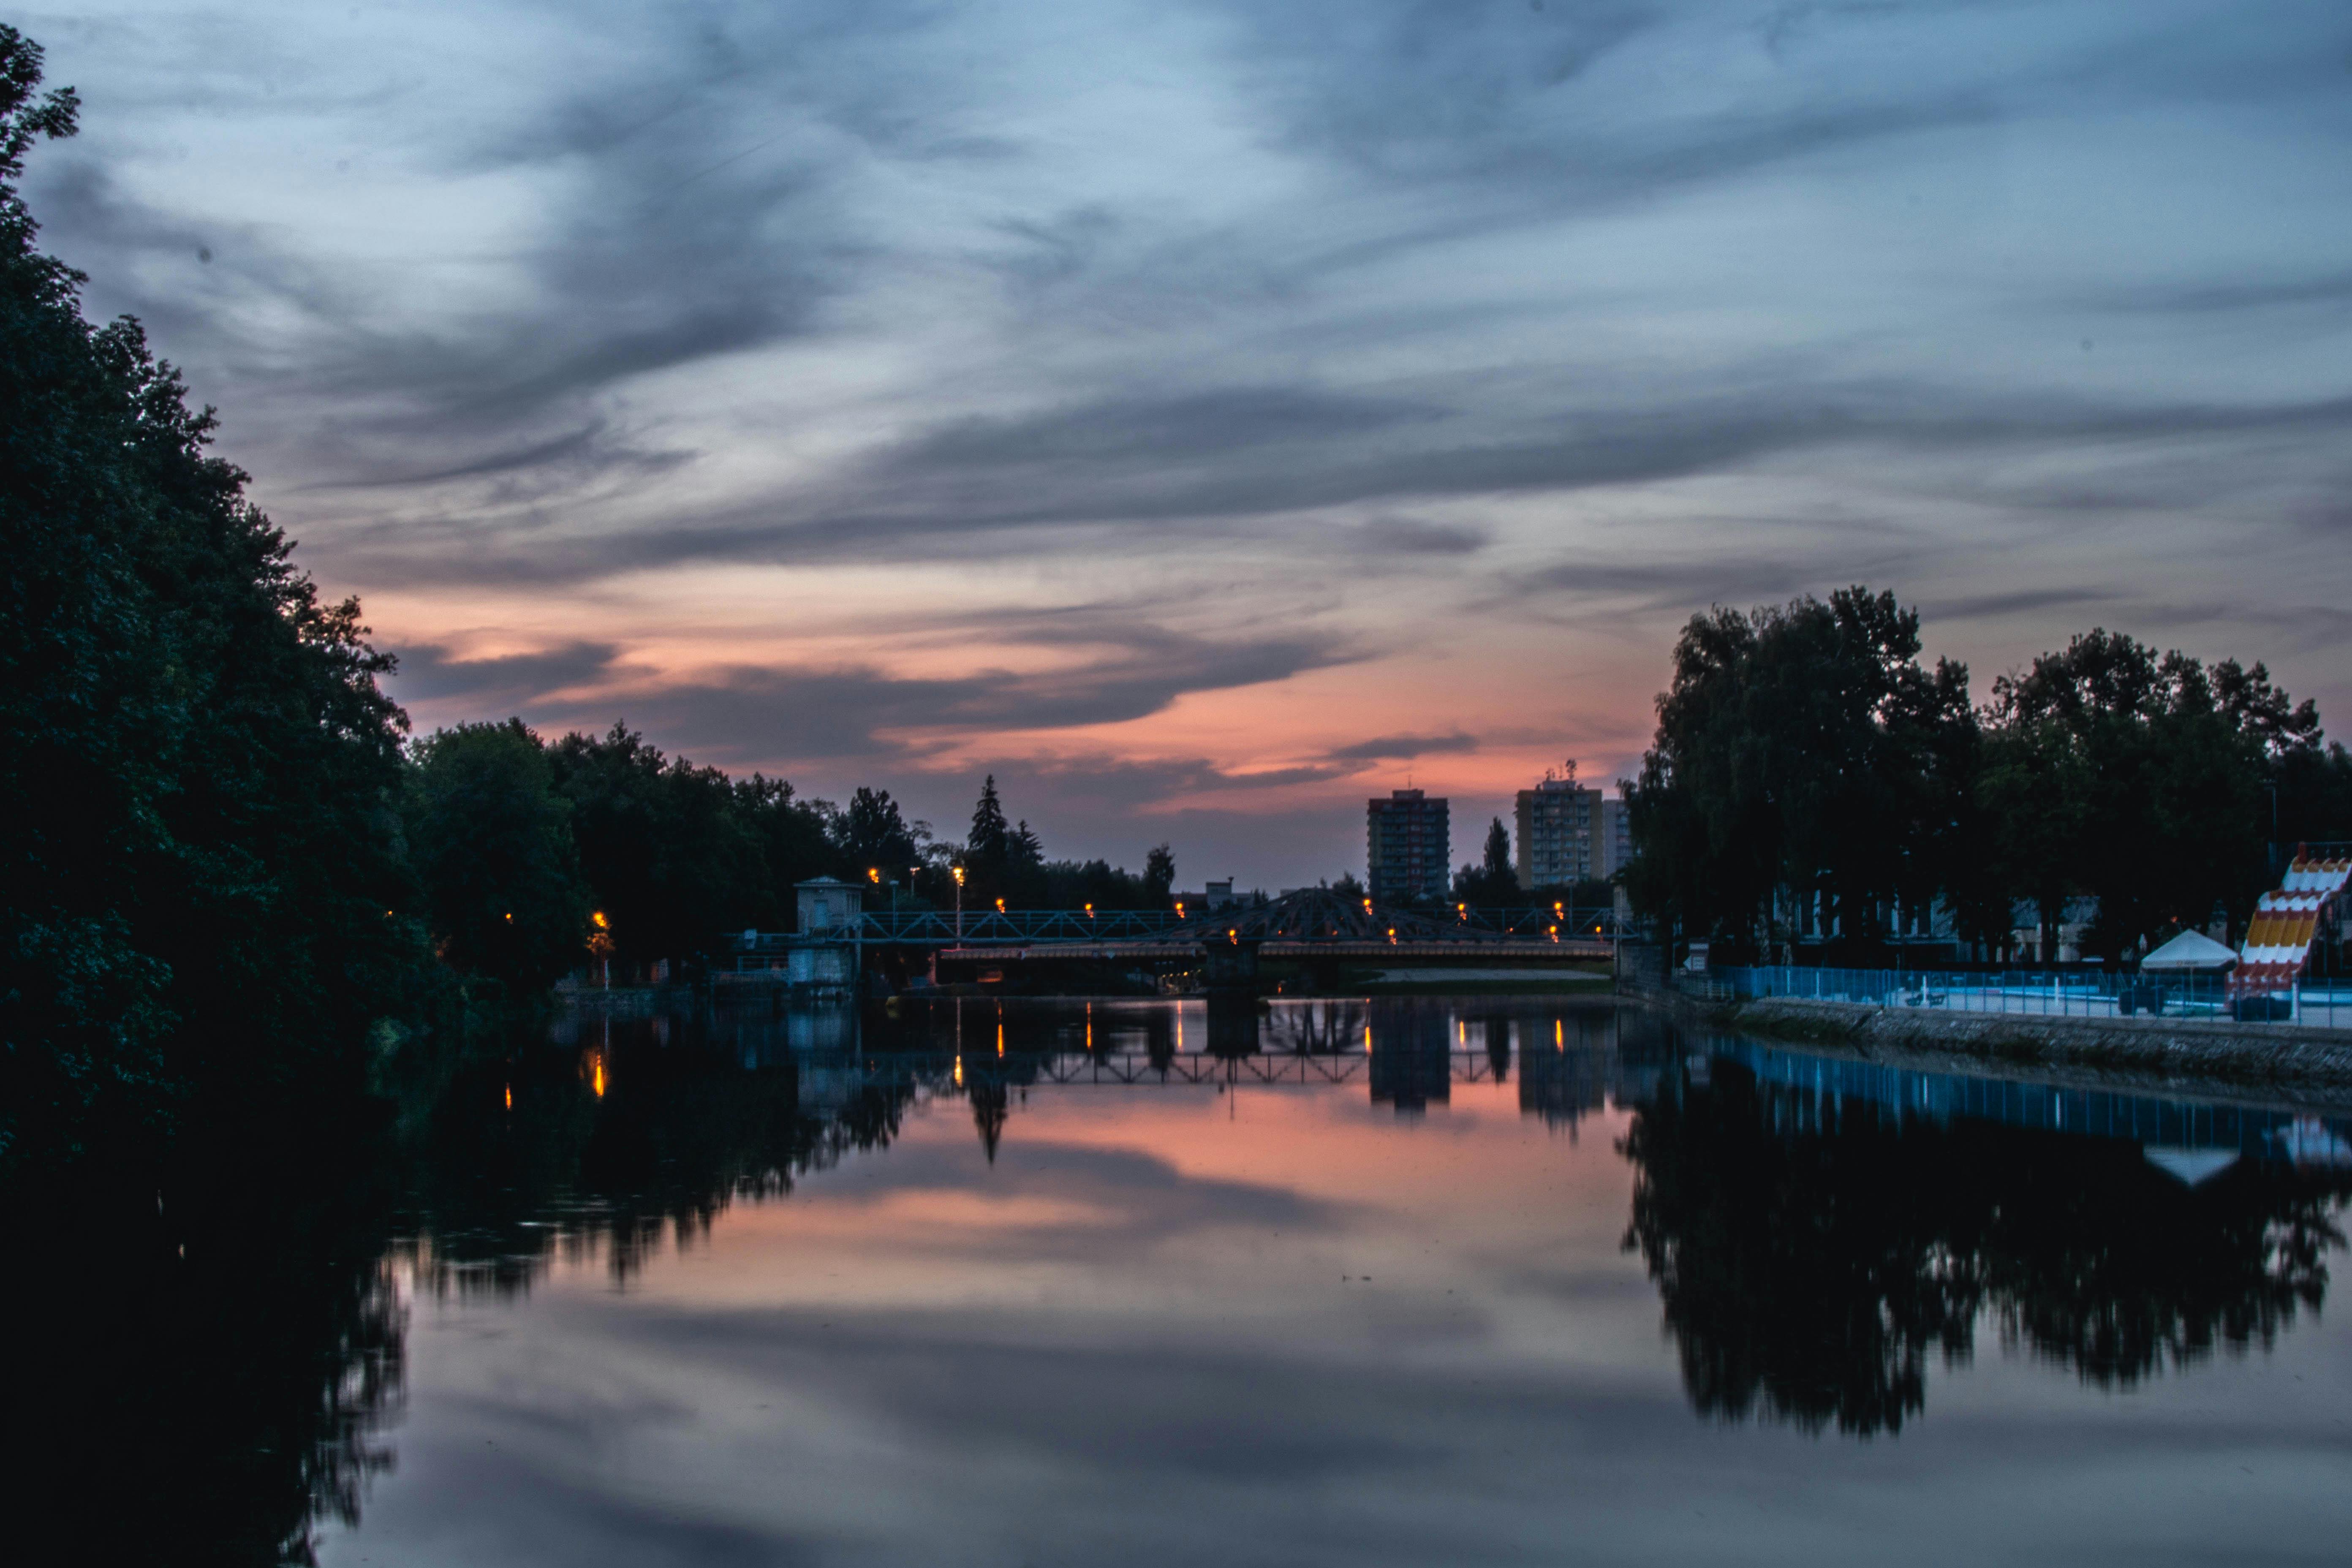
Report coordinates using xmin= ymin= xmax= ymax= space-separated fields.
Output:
xmin=394 ymin=1017 xmax=919 ymax=1294
xmin=1261 ymin=1000 xmax=1365 ymax=1057
xmin=1621 ymin=1060 xmax=2352 ymax=1436
xmin=5 ymin=1114 xmax=406 ymax=1565
xmin=970 ymin=1080 xmax=1009 ymax=1161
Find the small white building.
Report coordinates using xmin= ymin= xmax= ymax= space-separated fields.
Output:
xmin=796 ymin=875 xmax=865 ymax=934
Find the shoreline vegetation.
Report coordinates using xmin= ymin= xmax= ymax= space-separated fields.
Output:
xmin=1623 ymin=589 xmax=2352 ymax=967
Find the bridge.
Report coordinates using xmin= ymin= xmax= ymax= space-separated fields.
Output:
xmin=730 ymin=887 xmax=1621 ymax=983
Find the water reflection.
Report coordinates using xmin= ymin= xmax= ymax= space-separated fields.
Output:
xmin=12 ymin=996 xmax=2352 ymax=1563
xmin=5 ymin=1122 xmax=405 ymax=1566
xmin=399 ymin=1012 xmax=919 ymax=1294
xmin=1622 ymin=1049 xmax=2352 ymax=1436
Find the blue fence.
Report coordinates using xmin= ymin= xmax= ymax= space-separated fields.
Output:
xmin=1703 ymin=965 xmax=2352 ymax=1030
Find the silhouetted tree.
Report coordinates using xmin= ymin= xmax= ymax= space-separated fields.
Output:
xmin=543 ymin=724 xmax=770 ymax=972
xmin=1453 ymin=817 xmax=1519 ymax=904
xmin=734 ymin=773 xmax=835 ymax=914
xmin=836 ymin=785 xmax=920 ymax=878
xmin=1626 ymin=588 xmax=1976 ymax=959
xmin=405 ymin=722 xmax=589 ymax=990
xmin=0 ymin=28 xmax=417 ymax=1157
xmin=1986 ymin=631 xmax=2296 ymax=953
xmin=968 ymin=775 xmax=1010 ymax=865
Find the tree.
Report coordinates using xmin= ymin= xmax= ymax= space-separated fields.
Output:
xmin=0 ymin=27 xmax=416 ymax=1158
xmin=1452 ymin=818 xmax=1518 ymax=905
xmin=968 ymin=775 xmax=1010 ymax=865
xmin=1625 ymin=588 xmax=1977 ymax=959
xmin=837 ymin=785 xmax=919 ymax=878
xmin=1144 ymin=843 xmax=1175 ymax=903
xmin=405 ymin=723 xmax=589 ymax=990
xmin=734 ymin=774 xmax=834 ymax=913
xmin=1987 ymin=631 xmax=2280 ymax=955
xmin=544 ymin=723 xmax=769 ymax=972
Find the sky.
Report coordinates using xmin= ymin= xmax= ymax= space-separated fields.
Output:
xmin=22 ymin=1 xmax=2352 ymax=887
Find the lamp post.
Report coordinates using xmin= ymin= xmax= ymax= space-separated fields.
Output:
xmin=952 ymin=864 xmax=965 ymax=943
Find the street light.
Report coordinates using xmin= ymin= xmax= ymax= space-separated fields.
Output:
xmin=951 ymin=864 xmax=965 ymax=942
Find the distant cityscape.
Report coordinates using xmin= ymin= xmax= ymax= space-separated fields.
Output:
xmin=1365 ymin=761 xmax=1631 ymax=905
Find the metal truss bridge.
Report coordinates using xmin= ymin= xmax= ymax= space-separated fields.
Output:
xmin=739 ymin=886 xmax=1622 ymax=960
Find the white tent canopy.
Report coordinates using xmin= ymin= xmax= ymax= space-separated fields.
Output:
xmin=2141 ymin=930 xmax=2239 ymax=971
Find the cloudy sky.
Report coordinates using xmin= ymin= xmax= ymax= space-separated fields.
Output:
xmin=24 ymin=1 xmax=2352 ymax=884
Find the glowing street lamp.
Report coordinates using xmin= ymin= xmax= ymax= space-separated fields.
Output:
xmin=951 ymin=864 xmax=965 ymax=941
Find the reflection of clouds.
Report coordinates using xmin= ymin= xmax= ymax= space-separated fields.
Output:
xmin=748 ymin=1136 xmax=1349 ymax=1263
xmin=351 ymin=1063 xmax=2352 ymax=1567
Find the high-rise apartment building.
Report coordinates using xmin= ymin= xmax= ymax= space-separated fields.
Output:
xmin=1515 ymin=764 xmax=1628 ymax=889
xmin=1367 ymin=788 xmax=1449 ymax=903
xmin=1600 ymin=797 xmax=1632 ymax=880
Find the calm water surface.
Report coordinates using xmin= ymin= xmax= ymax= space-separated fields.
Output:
xmin=302 ymin=996 xmax=2352 ymax=1565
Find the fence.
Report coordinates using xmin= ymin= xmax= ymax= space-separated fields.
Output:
xmin=1703 ymin=965 xmax=2352 ymax=1030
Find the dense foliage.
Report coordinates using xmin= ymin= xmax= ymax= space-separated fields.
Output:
xmin=0 ymin=31 xmax=419 ymax=1160
xmin=1625 ymin=587 xmax=2352 ymax=960
xmin=395 ymin=733 xmax=1186 ymax=984
xmin=1452 ymin=817 xmax=1520 ymax=905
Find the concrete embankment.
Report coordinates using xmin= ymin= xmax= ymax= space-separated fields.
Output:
xmin=1701 ymin=995 xmax=2352 ymax=1093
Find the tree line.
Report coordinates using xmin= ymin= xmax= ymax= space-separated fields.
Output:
xmin=1624 ymin=587 xmax=2352 ymax=962
xmin=407 ymin=723 xmax=1179 ymax=992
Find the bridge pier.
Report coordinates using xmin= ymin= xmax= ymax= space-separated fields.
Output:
xmin=1201 ymin=936 xmax=1264 ymax=995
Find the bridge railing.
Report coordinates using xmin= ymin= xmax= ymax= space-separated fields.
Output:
xmin=738 ymin=908 xmax=1189 ymax=948
xmin=733 ymin=902 xmax=1626 ymax=949
xmin=1449 ymin=905 xmax=1622 ymax=938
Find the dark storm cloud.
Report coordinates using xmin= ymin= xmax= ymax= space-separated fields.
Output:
xmin=324 ymin=368 xmax=2352 ymax=589
xmin=396 ymin=613 xmax=1359 ymax=761
xmin=1323 ymin=733 xmax=1480 ymax=762
xmin=1493 ymin=543 xmax=1927 ymax=618
xmin=320 ymin=420 xmax=694 ymax=492
xmin=33 ymin=0 xmax=2352 ymax=612
xmin=1210 ymin=0 xmax=2012 ymax=234
xmin=391 ymin=641 xmax=624 ymax=706
xmin=1921 ymin=587 xmax=2127 ymax=624
xmin=1352 ymin=516 xmax=1490 ymax=555
xmin=35 ymin=3 xmax=990 ymax=484
xmin=2087 ymin=270 xmax=2352 ymax=316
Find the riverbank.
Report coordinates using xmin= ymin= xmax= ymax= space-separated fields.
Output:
xmin=1685 ymin=993 xmax=2352 ymax=1095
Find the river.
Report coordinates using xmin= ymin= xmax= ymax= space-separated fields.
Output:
xmin=25 ymin=995 xmax=2352 ymax=1564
